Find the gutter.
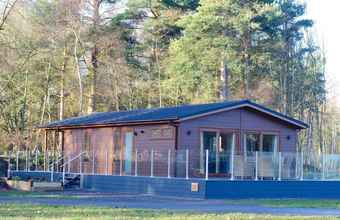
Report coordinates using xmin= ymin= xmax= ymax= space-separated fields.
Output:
xmin=41 ymin=119 xmax=178 ymax=130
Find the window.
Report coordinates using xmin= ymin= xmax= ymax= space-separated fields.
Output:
xmin=151 ymin=127 xmax=173 ymax=139
xmin=244 ymin=132 xmax=278 ymax=154
xmin=245 ymin=133 xmax=260 ymax=155
xmin=220 ymin=133 xmax=235 ymax=153
xmin=151 ymin=129 xmax=162 ymax=138
xmin=84 ymin=131 xmax=91 ymax=153
xmin=202 ymin=131 xmax=218 ymax=152
xmin=262 ymin=134 xmax=277 ymax=152
xmin=162 ymin=128 xmax=173 ymax=138
xmin=114 ymin=128 xmax=121 ymax=152
xmin=83 ymin=130 xmax=91 ymax=161
xmin=200 ymin=130 xmax=237 ymax=174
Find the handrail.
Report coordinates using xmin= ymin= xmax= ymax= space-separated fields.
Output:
xmin=61 ymin=151 xmax=87 ymax=168
xmin=61 ymin=151 xmax=87 ymax=185
xmin=48 ymin=155 xmax=64 ymax=170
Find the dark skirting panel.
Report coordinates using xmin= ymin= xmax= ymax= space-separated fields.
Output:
xmin=83 ymin=175 xmax=206 ymax=199
xmin=9 ymin=171 xmax=340 ymax=199
xmin=10 ymin=171 xmax=63 ymax=181
xmin=205 ymin=180 xmax=340 ymax=199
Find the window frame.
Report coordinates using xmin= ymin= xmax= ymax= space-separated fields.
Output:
xmin=243 ymin=130 xmax=279 ymax=158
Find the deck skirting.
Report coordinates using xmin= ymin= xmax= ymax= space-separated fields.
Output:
xmin=10 ymin=171 xmax=340 ymax=199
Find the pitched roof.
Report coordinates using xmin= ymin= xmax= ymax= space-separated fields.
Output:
xmin=41 ymin=99 xmax=308 ymax=129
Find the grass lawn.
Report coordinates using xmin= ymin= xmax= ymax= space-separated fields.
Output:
xmin=3 ymin=191 xmax=339 ymax=209
xmin=0 ymin=203 xmax=337 ymax=220
xmin=1 ymin=191 xmax=340 ymax=219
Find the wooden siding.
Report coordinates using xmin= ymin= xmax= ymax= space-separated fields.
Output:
xmin=61 ymin=106 xmax=298 ymax=178
xmin=178 ymin=107 xmax=298 ymax=152
xmin=63 ymin=124 xmax=176 ymax=176
xmin=63 ymin=127 xmax=116 ymax=175
xmin=132 ymin=125 xmax=176 ymax=177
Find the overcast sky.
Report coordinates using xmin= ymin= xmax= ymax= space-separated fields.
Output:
xmin=307 ymin=0 xmax=340 ymax=107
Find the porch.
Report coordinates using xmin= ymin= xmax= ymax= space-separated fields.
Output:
xmin=6 ymin=148 xmax=340 ymax=181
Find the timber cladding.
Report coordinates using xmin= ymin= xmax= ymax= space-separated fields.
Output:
xmin=60 ymin=105 xmax=301 ymax=178
xmin=63 ymin=124 xmax=176 ymax=176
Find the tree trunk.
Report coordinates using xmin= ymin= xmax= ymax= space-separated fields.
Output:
xmin=220 ymin=58 xmax=229 ymax=101
xmin=88 ymin=46 xmax=98 ymax=113
xmin=88 ymin=0 xmax=100 ymax=114
xmin=59 ymin=45 xmax=67 ymax=120
xmin=73 ymin=35 xmax=83 ymax=115
xmin=155 ymin=39 xmax=162 ymax=107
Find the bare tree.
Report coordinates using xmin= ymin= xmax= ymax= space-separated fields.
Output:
xmin=0 ymin=0 xmax=18 ymax=30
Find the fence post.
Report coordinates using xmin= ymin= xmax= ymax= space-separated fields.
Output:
xmin=58 ymin=153 xmax=61 ymax=173
xmin=105 ymin=149 xmax=108 ymax=176
xmin=150 ymin=149 xmax=154 ymax=177
xmin=79 ymin=153 xmax=82 ymax=174
xmin=27 ymin=151 xmax=31 ymax=172
xmin=16 ymin=151 xmax=19 ymax=171
xmin=119 ymin=150 xmax=123 ymax=176
xmin=135 ymin=149 xmax=138 ymax=177
xmin=186 ymin=149 xmax=189 ymax=180
xmin=7 ymin=151 xmax=11 ymax=178
xmin=62 ymin=165 xmax=65 ymax=185
xmin=35 ymin=151 xmax=38 ymax=171
xmin=92 ymin=150 xmax=95 ymax=175
xmin=230 ymin=135 xmax=235 ymax=180
xmin=295 ymin=151 xmax=298 ymax=179
xmin=255 ymin=151 xmax=258 ymax=181
xmin=66 ymin=155 xmax=70 ymax=173
xmin=44 ymin=151 xmax=46 ymax=171
xmin=51 ymin=155 xmax=54 ymax=182
xmin=322 ymin=152 xmax=325 ymax=180
xmin=205 ymin=149 xmax=209 ymax=180
xmin=25 ymin=150 xmax=28 ymax=171
xmin=300 ymin=151 xmax=303 ymax=181
xmin=167 ymin=149 xmax=171 ymax=178
xmin=278 ymin=152 xmax=282 ymax=181
xmin=46 ymin=152 xmax=49 ymax=172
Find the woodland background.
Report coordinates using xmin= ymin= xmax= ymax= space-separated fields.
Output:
xmin=0 ymin=0 xmax=339 ymax=156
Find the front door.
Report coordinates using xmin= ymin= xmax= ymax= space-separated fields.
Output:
xmin=201 ymin=131 xmax=218 ymax=173
xmin=124 ymin=132 xmax=133 ymax=175
xmin=200 ymin=130 xmax=236 ymax=176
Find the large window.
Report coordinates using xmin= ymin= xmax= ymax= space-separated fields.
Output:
xmin=262 ymin=134 xmax=277 ymax=152
xmin=244 ymin=132 xmax=278 ymax=154
xmin=200 ymin=130 xmax=236 ymax=174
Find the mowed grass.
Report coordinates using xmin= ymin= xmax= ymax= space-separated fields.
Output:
xmin=3 ymin=191 xmax=340 ymax=209
xmin=0 ymin=203 xmax=337 ymax=220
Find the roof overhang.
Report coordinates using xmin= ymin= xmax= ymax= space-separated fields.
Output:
xmin=41 ymin=119 xmax=178 ymax=130
xmin=176 ymin=102 xmax=308 ymax=129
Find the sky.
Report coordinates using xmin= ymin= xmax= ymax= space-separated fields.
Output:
xmin=307 ymin=0 xmax=340 ymax=107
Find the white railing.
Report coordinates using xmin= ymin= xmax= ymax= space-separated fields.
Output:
xmin=7 ymin=148 xmax=340 ymax=181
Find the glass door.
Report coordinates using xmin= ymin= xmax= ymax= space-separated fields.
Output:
xmin=200 ymin=130 xmax=236 ymax=176
xmin=219 ymin=132 xmax=235 ymax=174
xmin=262 ymin=134 xmax=278 ymax=179
xmin=200 ymin=131 xmax=218 ymax=174
xmin=124 ymin=131 xmax=133 ymax=175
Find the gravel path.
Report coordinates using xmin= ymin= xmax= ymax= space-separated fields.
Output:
xmin=1 ymin=191 xmax=340 ymax=216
